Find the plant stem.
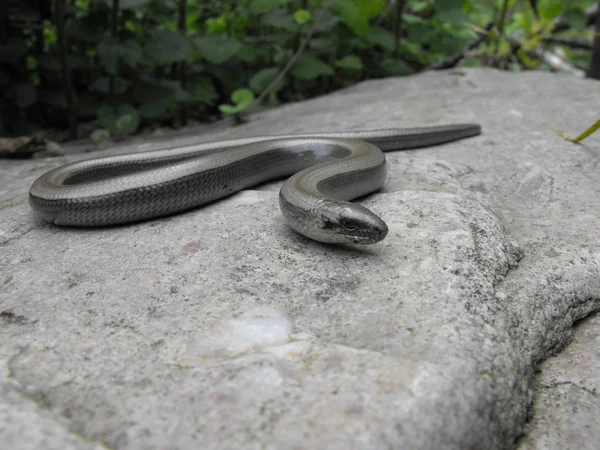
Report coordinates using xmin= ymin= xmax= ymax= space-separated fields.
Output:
xmin=110 ymin=0 xmax=120 ymax=100
xmin=428 ymin=22 xmax=493 ymax=70
xmin=54 ymin=0 xmax=78 ymax=139
xmin=246 ymin=5 xmax=327 ymax=112
xmin=393 ymin=0 xmax=405 ymax=58
xmin=493 ymin=0 xmax=509 ymax=67
xmin=178 ymin=0 xmax=188 ymax=126
xmin=587 ymin=0 xmax=600 ymax=79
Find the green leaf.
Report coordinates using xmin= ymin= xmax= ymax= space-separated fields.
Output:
xmin=133 ymin=76 xmax=191 ymax=106
xmin=290 ymin=54 xmax=335 ymax=80
xmin=194 ymin=37 xmax=243 ymax=64
xmin=219 ymin=105 xmax=237 ymax=115
xmin=237 ymin=44 xmax=259 ymax=63
xmin=205 ymin=15 xmax=228 ymax=35
xmin=407 ymin=22 xmax=437 ymax=45
xmin=120 ymin=40 xmax=143 ymax=67
xmin=368 ymin=27 xmax=395 ymax=51
xmin=97 ymin=106 xmax=116 ymax=131
xmin=335 ymin=55 xmax=363 ymax=71
xmin=380 ymin=58 xmax=414 ymax=76
xmin=158 ymin=80 xmax=192 ymax=102
xmin=219 ymin=88 xmax=255 ymax=115
xmin=91 ymin=129 xmax=111 ymax=142
xmin=564 ymin=7 xmax=586 ymax=29
xmin=539 ymin=0 xmax=564 ymax=20
xmin=249 ymin=67 xmax=282 ymax=93
xmin=139 ymin=99 xmax=172 ymax=119
xmin=411 ymin=1 xmax=430 ymax=12
xmin=333 ymin=0 xmax=370 ymax=37
xmin=356 ymin=0 xmax=386 ymax=19
xmin=97 ymin=104 xmax=140 ymax=136
xmin=116 ymin=114 xmax=136 ymax=131
xmin=250 ymin=0 xmax=286 ymax=14
xmin=313 ymin=11 xmax=342 ymax=32
xmin=26 ymin=55 xmax=38 ymax=70
xmin=402 ymin=14 xmax=426 ymax=24
xmin=191 ymin=77 xmax=219 ymax=105
xmin=435 ymin=0 xmax=468 ymax=24
xmin=95 ymin=39 xmax=142 ymax=73
xmin=98 ymin=38 xmax=120 ymax=74
xmin=232 ymin=89 xmax=254 ymax=104
xmin=263 ymin=9 xmax=298 ymax=31
xmin=146 ymin=29 xmax=195 ymax=63
xmin=294 ymin=9 xmax=311 ymax=24
xmin=308 ymin=37 xmax=334 ymax=51
xmin=7 ymin=83 xmax=37 ymax=108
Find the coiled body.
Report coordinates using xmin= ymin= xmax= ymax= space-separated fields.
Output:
xmin=29 ymin=124 xmax=481 ymax=244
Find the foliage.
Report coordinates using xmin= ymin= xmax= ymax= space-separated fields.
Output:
xmin=0 ymin=0 xmax=596 ymax=138
xmin=556 ymin=119 xmax=600 ymax=142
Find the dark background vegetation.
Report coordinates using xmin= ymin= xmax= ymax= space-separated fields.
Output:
xmin=1 ymin=0 xmax=598 ymax=142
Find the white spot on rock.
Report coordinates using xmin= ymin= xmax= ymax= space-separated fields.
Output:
xmin=178 ymin=306 xmax=293 ymax=365
xmin=508 ymin=109 xmax=523 ymax=118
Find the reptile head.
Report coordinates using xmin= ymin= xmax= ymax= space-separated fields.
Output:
xmin=318 ymin=200 xmax=388 ymax=245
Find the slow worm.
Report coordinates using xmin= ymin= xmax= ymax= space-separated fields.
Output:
xmin=29 ymin=124 xmax=481 ymax=244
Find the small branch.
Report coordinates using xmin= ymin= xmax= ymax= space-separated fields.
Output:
xmin=393 ymin=0 xmax=406 ymax=58
xmin=545 ymin=36 xmax=593 ymax=50
xmin=54 ymin=0 xmax=78 ymax=139
xmin=509 ymin=36 xmax=586 ymax=76
xmin=587 ymin=0 xmax=600 ymax=79
xmin=109 ymin=0 xmax=120 ymax=99
xmin=493 ymin=0 xmax=510 ymax=65
xmin=178 ymin=0 xmax=188 ymax=125
xmin=427 ymin=22 xmax=494 ymax=70
xmin=528 ymin=0 xmax=539 ymax=19
xmin=245 ymin=5 xmax=328 ymax=113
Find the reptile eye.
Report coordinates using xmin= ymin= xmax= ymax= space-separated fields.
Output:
xmin=339 ymin=217 xmax=359 ymax=231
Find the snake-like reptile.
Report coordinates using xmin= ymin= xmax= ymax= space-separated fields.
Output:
xmin=29 ymin=124 xmax=481 ymax=244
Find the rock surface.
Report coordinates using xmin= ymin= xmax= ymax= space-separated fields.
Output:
xmin=517 ymin=311 xmax=600 ymax=450
xmin=1 ymin=68 xmax=599 ymax=450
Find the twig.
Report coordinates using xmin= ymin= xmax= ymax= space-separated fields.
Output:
xmin=427 ymin=22 xmax=494 ymax=70
xmin=545 ymin=36 xmax=593 ymax=50
xmin=493 ymin=0 xmax=510 ymax=62
xmin=393 ymin=0 xmax=406 ymax=58
xmin=178 ymin=0 xmax=188 ymax=125
xmin=528 ymin=0 xmax=539 ymax=19
xmin=54 ymin=0 xmax=78 ymax=139
xmin=509 ymin=36 xmax=586 ymax=76
xmin=245 ymin=5 xmax=327 ymax=113
xmin=587 ymin=0 xmax=600 ymax=79
xmin=109 ymin=0 xmax=120 ymax=99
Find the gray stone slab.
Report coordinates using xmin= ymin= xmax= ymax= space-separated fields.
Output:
xmin=1 ymin=68 xmax=599 ymax=449
xmin=517 ymin=311 xmax=600 ymax=450
xmin=0 ymin=368 xmax=103 ymax=450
